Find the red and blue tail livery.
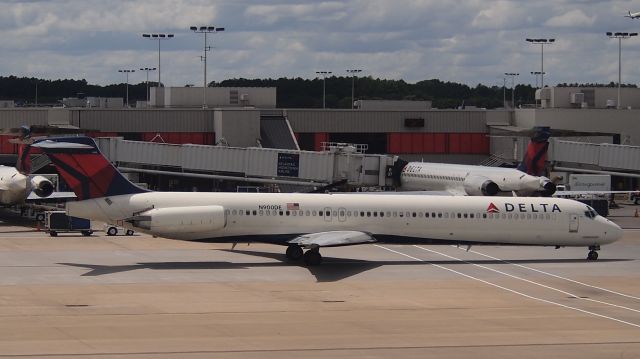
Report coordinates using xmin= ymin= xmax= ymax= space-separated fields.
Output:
xmin=32 ymin=136 xmax=148 ymax=200
xmin=517 ymin=126 xmax=551 ymax=177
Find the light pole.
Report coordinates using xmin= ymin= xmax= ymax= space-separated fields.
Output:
xmin=315 ymin=71 xmax=332 ymax=108
xmin=346 ymin=69 xmax=362 ymax=109
xmin=606 ymin=31 xmax=637 ymax=109
xmin=504 ymin=72 xmax=519 ymax=108
xmin=139 ymin=67 xmax=156 ymax=104
xmin=142 ymin=33 xmax=174 ymax=88
xmin=526 ymin=38 xmax=555 ymax=89
xmin=502 ymin=77 xmax=507 ymax=108
xmin=118 ymin=69 xmax=135 ymax=107
xmin=190 ymin=26 xmax=225 ymax=108
xmin=530 ymin=71 xmax=545 ymax=88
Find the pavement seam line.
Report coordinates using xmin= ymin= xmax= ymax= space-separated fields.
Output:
xmin=415 ymin=245 xmax=640 ymax=315
xmin=453 ymin=245 xmax=640 ymax=301
xmin=374 ymin=244 xmax=640 ymax=329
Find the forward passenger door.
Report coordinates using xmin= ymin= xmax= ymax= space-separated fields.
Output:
xmin=569 ymin=214 xmax=579 ymax=232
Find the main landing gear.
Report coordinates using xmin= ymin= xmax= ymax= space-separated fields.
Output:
xmin=285 ymin=244 xmax=323 ymax=266
xmin=587 ymin=245 xmax=600 ymax=261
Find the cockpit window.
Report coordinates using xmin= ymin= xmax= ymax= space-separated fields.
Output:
xmin=584 ymin=206 xmax=598 ymax=219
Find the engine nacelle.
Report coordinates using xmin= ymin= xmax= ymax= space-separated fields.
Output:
xmin=131 ymin=205 xmax=226 ymax=234
xmin=540 ymin=179 xmax=557 ymax=197
xmin=463 ymin=175 xmax=500 ymax=196
xmin=30 ymin=175 xmax=54 ymax=198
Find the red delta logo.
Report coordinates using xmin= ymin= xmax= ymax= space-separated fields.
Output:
xmin=487 ymin=203 xmax=500 ymax=213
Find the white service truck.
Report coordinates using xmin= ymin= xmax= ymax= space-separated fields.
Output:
xmin=568 ymin=174 xmax=611 ymax=191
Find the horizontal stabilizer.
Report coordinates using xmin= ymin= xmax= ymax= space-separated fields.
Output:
xmin=31 ymin=140 xmax=94 ymax=150
xmin=289 ymin=231 xmax=376 ymax=248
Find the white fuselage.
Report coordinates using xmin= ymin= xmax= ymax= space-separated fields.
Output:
xmin=400 ymin=162 xmax=546 ymax=194
xmin=67 ymin=192 xmax=622 ymax=247
xmin=0 ymin=165 xmax=30 ymax=205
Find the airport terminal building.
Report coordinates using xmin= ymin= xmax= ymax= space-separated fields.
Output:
xmin=1 ymin=86 xmax=639 ymax=191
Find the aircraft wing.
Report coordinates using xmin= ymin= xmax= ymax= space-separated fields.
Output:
xmin=288 ymin=231 xmax=376 ymax=248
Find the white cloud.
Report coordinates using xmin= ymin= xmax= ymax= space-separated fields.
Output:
xmin=545 ymin=9 xmax=596 ymax=27
xmin=1 ymin=0 xmax=640 ymax=87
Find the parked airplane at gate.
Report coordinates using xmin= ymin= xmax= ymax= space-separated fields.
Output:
xmin=396 ymin=127 xmax=575 ymax=197
xmin=0 ymin=125 xmax=79 ymax=205
xmin=625 ymin=10 xmax=640 ymax=18
xmin=398 ymin=162 xmax=555 ymax=196
xmin=0 ymin=143 xmax=55 ymax=205
xmin=33 ymin=136 xmax=623 ymax=265
xmin=0 ymin=165 xmax=54 ymax=205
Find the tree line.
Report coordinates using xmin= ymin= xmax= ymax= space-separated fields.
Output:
xmin=3 ymin=75 xmax=626 ymax=109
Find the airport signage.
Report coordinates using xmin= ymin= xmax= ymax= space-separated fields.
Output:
xmin=277 ymin=153 xmax=300 ymax=177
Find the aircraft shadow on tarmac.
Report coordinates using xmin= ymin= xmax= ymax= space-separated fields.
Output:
xmin=57 ymin=248 xmax=631 ymax=282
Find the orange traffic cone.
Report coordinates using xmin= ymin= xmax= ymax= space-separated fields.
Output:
xmin=634 ymin=208 xmax=639 ymax=218
xmin=36 ymin=221 xmax=41 ymax=231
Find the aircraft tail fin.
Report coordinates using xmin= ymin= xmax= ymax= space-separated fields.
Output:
xmin=16 ymin=144 xmax=31 ymax=174
xmin=516 ymin=126 xmax=550 ymax=177
xmin=32 ymin=136 xmax=149 ymax=200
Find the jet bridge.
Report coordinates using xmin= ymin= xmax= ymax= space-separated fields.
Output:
xmin=94 ymin=137 xmax=395 ymax=189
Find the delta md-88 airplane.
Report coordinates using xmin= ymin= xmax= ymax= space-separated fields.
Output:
xmin=397 ymin=127 xmax=556 ymax=196
xmin=33 ymin=137 xmax=623 ymax=265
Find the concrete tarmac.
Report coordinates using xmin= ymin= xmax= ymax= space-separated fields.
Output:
xmin=0 ymin=204 xmax=639 ymax=358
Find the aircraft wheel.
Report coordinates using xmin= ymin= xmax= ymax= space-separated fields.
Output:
xmin=587 ymin=250 xmax=599 ymax=261
xmin=35 ymin=213 xmax=45 ymax=222
xmin=107 ymin=227 xmax=118 ymax=236
xmin=303 ymin=250 xmax=322 ymax=266
xmin=286 ymin=245 xmax=303 ymax=260
xmin=125 ymin=230 xmax=134 ymax=236
xmin=49 ymin=231 xmax=57 ymax=237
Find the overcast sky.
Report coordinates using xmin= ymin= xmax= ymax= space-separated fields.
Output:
xmin=3 ymin=0 xmax=640 ymax=87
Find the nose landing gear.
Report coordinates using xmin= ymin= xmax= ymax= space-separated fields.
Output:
xmin=587 ymin=245 xmax=600 ymax=261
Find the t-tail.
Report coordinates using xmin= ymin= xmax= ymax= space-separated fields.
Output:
xmin=32 ymin=136 xmax=149 ymax=200
xmin=516 ymin=127 xmax=555 ymax=196
xmin=517 ymin=126 xmax=550 ymax=177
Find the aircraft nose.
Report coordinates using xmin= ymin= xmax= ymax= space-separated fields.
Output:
xmin=604 ymin=219 xmax=623 ymax=244
xmin=11 ymin=173 xmax=28 ymax=192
